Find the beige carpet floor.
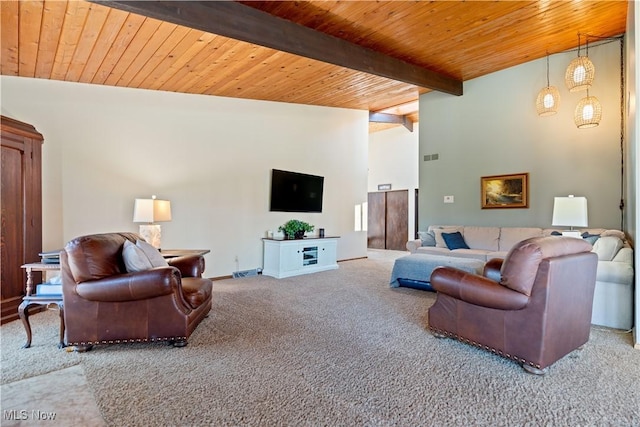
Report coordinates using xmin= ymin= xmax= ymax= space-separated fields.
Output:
xmin=1 ymin=365 xmax=106 ymax=426
xmin=2 ymin=250 xmax=639 ymax=426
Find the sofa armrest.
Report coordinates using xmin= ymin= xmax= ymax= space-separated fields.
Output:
xmin=74 ymin=267 xmax=179 ymax=302
xmin=430 ymin=266 xmax=529 ymax=310
xmin=612 ymin=247 xmax=633 ymax=264
xmin=406 ymin=239 xmax=422 ymax=253
xmin=596 ymin=260 xmax=634 ymax=285
xmin=167 ymin=255 xmax=205 ymax=278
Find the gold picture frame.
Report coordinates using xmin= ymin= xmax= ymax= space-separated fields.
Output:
xmin=481 ymin=173 xmax=529 ymax=209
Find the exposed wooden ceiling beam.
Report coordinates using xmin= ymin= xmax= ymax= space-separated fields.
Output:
xmin=377 ymin=101 xmax=420 ymax=116
xmin=93 ymin=0 xmax=463 ymax=96
xmin=369 ymin=112 xmax=413 ymax=132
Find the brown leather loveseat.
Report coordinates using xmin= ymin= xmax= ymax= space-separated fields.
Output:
xmin=61 ymin=232 xmax=212 ymax=349
xmin=428 ymin=236 xmax=598 ymax=374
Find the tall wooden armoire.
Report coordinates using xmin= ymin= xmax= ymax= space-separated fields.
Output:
xmin=1 ymin=116 xmax=44 ymax=324
xmin=367 ymin=189 xmax=408 ymax=251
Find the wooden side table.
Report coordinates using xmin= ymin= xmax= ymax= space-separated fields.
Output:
xmin=160 ymin=249 xmax=210 ymax=258
xmin=19 ymin=263 xmax=64 ymax=349
xmin=18 ymin=294 xmax=65 ymax=349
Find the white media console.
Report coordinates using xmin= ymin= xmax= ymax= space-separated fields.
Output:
xmin=262 ymin=237 xmax=339 ymax=278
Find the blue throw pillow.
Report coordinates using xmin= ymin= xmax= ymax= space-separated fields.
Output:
xmin=582 ymin=232 xmax=600 ymax=245
xmin=417 ymin=231 xmax=436 ymax=247
xmin=442 ymin=231 xmax=470 ymax=250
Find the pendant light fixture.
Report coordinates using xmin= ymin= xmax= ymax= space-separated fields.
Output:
xmin=574 ymin=90 xmax=602 ymax=128
xmin=565 ymin=33 xmax=595 ymax=92
xmin=536 ymin=53 xmax=560 ymax=116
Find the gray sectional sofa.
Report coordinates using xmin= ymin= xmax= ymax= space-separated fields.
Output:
xmin=407 ymin=225 xmax=634 ymax=330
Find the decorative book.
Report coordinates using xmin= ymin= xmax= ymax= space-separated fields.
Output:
xmin=35 ymin=283 xmax=62 ymax=295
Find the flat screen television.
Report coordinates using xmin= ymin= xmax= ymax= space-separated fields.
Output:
xmin=270 ymin=169 xmax=324 ymax=213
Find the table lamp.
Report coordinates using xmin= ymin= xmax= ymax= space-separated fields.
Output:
xmin=133 ymin=196 xmax=172 ymax=249
xmin=551 ymin=195 xmax=588 ymax=238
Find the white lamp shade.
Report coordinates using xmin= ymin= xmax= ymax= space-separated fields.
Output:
xmin=552 ymin=196 xmax=588 ymax=228
xmin=133 ymin=198 xmax=172 ymax=223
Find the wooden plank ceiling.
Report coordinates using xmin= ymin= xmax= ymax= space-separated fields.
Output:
xmin=0 ymin=1 xmax=627 ymax=133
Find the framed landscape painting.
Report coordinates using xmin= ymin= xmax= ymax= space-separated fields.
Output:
xmin=481 ymin=173 xmax=529 ymax=209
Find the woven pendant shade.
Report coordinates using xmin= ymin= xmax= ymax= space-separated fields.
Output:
xmin=574 ymin=94 xmax=602 ymax=128
xmin=536 ymin=54 xmax=560 ymax=116
xmin=536 ymin=86 xmax=560 ymax=116
xmin=565 ymin=56 xmax=595 ymax=92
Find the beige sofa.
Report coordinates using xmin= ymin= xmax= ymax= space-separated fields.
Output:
xmin=407 ymin=225 xmax=634 ymax=330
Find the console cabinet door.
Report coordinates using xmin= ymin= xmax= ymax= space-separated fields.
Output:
xmin=281 ymin=243 xmax=302 ymax=272
xmin=316 ymin=241 xmax=337 ymax=268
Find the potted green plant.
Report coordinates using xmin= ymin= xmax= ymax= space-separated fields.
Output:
xmin=279 ymin=219 xmax=314 ymax=239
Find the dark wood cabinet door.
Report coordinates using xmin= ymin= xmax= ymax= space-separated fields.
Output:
xmin=385 ymin=190 xmax=408 ymax=251
xmin=1 ymin=117 xmax=43 ymax=324
xmin=367 ymin=192 xmax=386 ymax=249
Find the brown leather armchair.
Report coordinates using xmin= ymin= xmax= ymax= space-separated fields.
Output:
xmin=61 ymin=232 xmax=212 ymax=350
xmin=428 ymin=236 xmax=598 ymax=374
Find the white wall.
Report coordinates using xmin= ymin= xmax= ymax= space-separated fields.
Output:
xmin=368 ymin=125 xmax=419 ymax=240
xmin=0 ymin=76 xmax=369 ymax=277
xmin=419 ymin=40 xmax=624 ymax=230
